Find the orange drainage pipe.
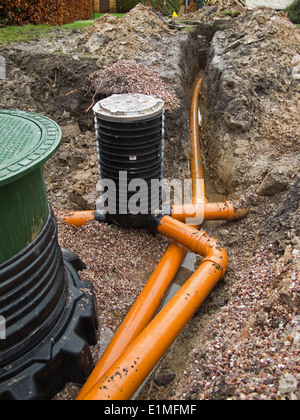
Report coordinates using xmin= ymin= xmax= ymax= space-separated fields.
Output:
xmin=190 ymin=77 xmax=206 ymax=203
xmin=76 ymin=202 xmax=242 ymax=399
xmin=80 ymin=218 xmax=228 ymax=400
xmin=77 ymin=241 xmax=188 ymax=400
xmin=63 ymin=200 xmax=248 ymax=228
xmin=63 ymin=210 xmax=95 ymax=227
xmin=172 ymin=199 xmax=248 ymax=222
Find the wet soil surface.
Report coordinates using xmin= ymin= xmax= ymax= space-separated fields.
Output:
xmin=1 ymin=3 xmax=299 ymax=400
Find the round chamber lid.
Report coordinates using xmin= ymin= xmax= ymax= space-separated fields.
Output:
xmin=0 ymin=110 xmax=61 ymax=187
xmin=93 ymin=93 xmax=164 ymax=122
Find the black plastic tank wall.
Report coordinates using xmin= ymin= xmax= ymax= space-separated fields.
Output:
xmin=0 ymin=110 xmax=98 ymax=400
xmin=93 ymin=94 xmax=165 ymax=228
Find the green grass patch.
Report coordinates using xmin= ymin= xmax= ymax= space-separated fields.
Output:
xmin=0 ymin=24 xmax=58 ymax=43
xmin=0 ymin=13 xmax=124 ymax=44
xmin=220 ymin=10 xmax=241 ymax=18
xmin=93 ymin=13 xmax=125 ymax=19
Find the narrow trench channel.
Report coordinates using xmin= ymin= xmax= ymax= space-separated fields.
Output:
xmin=166 ymin=24 xmax=228 ymax=285
xmin=133 ymin=26 xmax=233 ymax=399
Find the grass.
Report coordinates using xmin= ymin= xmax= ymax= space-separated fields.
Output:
xmin=0 ymin=13 xmax=124 ymax=44
xmin=0 ymin=24 xmax=54 ymax=43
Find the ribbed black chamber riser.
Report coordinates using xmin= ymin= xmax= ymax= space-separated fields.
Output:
xmin=0 ymin=207 xmax=98 ymax=400
xmin=95 ymin=114 xmax=165 ymax=226
xmin=0 ymin=208 xmax=67 ymax=363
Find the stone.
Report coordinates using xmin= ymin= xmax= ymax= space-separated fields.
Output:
xmin=278 ymin=374 xmax=298 ymax=395
xmin=60 ymin=122 xmax=81 ymax=139
xmin=292 ymin=64 xmax=300 ymax=81
xmin=256 ymin=169 xmax=288 ymax=196
xmin=291 ymin=316 xmax=300 ymax=347
xmin=224 ymin=97 xmax=253 ymax=132
xmin=154 ymin=373 xmax=176 ymax=387
xmin=291 ymin=55 xmax=300 ymax=66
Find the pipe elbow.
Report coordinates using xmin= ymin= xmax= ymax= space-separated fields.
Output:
xmin=157 ymin=216 xmax=228 ymax=278
xmin=193 ymin=231 xmax=228 ymax=279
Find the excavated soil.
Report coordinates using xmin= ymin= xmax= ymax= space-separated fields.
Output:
xmin=0 ymin=2 xmax=299 ymax=401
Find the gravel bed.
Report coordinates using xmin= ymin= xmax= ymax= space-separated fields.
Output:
xmin=175 ymin=245 xmax=300 ymax=400
xmin=55 ymin=211 xmax=171 ymax=329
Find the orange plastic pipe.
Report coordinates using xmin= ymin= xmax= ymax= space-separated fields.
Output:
xmin=63 ymin=210 xmax=95 ymax=227
xmin=172 ymin=200 xmax=248 ymax=222
xmin=77 ymin=241 xmax=188 ymax=400
xmin=190 ymin=77 xmax=206 ymax=203
xmin=81 ymin=221 xmax=227 ymax=400
xmin=157 ymin=215 xmax=227 ymax=262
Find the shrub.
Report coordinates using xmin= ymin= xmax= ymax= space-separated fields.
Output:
xmin=0 ymin=0 xmax=93 ymax=26
xmin=285 ymin=0 xmax=300 ymax=24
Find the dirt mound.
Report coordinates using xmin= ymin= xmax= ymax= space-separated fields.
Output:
xmin=200 ymin=7 xmax=300 ymax=195
xmin=82 ymin=4 xmax=175 ymax=68
xmin=89 ymin=60 xmax=180 ymax=111
xmin=185 ymin=0 xmax=246 ymax=22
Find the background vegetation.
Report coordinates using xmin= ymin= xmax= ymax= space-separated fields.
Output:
xmin=0 ymin=0 xmax=93 ymax=26
xmin=285 ymin=0 xmax=300 ymax=24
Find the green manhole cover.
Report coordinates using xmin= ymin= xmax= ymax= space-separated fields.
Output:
xmin=0 ymin=110 xmax=61 ymax=187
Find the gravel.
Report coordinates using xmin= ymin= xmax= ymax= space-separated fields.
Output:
xmin=89 ymin=60 xmax=180 ymax=111
xmin=175 ymin=245 xmax=300 ymax=400
xmin=55 ymin=212 xmax=171 ymax=326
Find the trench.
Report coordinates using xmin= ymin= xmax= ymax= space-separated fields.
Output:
xmin=162 ymin=23 xmax=227 ymax=289
xmin=1 ymin=22 xmax=240 ymax=400
xmin=80 ymin=24 xmax=236 ymax=400
xmin=75 ymin=23 xmax=235 ymax=400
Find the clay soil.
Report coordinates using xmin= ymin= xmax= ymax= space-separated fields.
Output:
xmin=0 ymin=2 xmax=299 ymax=401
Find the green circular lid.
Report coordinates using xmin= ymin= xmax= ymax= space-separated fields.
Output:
xmin=0 ymin=109 xmax=61 ymax=187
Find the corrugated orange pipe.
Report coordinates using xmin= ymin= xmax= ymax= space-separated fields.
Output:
xmin=80 ymin=218 xmax=227 ymax=400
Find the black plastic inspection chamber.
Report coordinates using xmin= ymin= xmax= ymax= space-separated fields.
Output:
xmin=93 ymin=94 xmax=165 ymax=228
